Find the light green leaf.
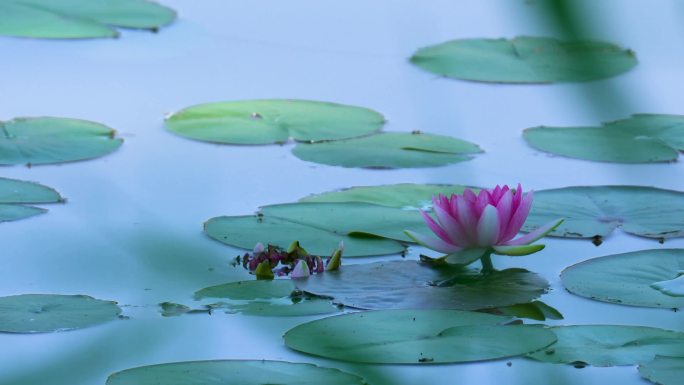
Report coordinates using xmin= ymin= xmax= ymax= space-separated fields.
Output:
xmin=166 ymin=99 xmax=384 ymax=145
xmin=445 ymin=248 xmax=488 ymax=265
xmin=639 ymin=356 xmax=684 ymax=385
xmin=411 ymin=36 xmax=637 ymax=84
xmin=493 ymin=244 xmax=545 ymax=256
xmin=0 ymin=177 xmax=62 ymax=222
xmin=292 ymin=132 xmax=482 ymax=168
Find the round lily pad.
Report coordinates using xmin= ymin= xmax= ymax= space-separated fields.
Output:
xmin=561 ymin=249 xmax=684 ymax=309
xmin=410 ymin=36 xmax=637 ymax=83
xmin=0 ymin=0 xmax=176 ymax=39
xmin=296 ymin=260 xmax=549 ymax=310
xmin=0 ymin=294 xmax=121 ymax=333
xmin=204 ymin=214 xmax=405 ymax=257
xmin=0 ymin=177 xmax=62 ymax=222
xmin=523 ymin=186 xmax=684 ymax=241
xmin=300 ymin=183 xmax=478 ymax=209
xmin=639 ymin=356 xmax=684 ymax=385
xmin=284 ymin=309 xmax=555 ymax=364
xmin=106 ymin=360 xmax=367 ymax=385
xmin=0 ymin=117 xmax=122 ymax=165
xmin=292 ymin=132 xmax=482 ymax=168
xmin=524 ymin=114 xmax=684 ymax=163
xmin=165 ymin=99 xmax=385 ymax=145
xmin=528 ymin=325 xmax=684 ymax=366
xmin=194 ymin=280 xmax=339 ymax=317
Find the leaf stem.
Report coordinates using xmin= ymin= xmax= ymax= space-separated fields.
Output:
xmin=480 ymin=251 xmax=495 ymax=274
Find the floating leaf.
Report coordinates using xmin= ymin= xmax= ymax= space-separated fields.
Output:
xmin=284 ymin=309 xmax=555 ymax=364
xmin=292 ymin=132 xmax=482 ymax=168
xmin=165 ymin=99 xmax=384 ymax=145
xmin=0 ymin=0 xmax=176 ymax=39
xmin=0 ymin=117 xmax=122 ymax=165
xmin=482 ymin=301 xmax=564 ymax=321
xmin=106 ymin=360 xmax=367 ymax=385
xmin=0 ymin=294 xmax=121 ymax=333
xmin=296 ymin=260 xmax=548 ymax=310
xmin=528 ymin=325 xmax=684 ymax=366
xmin=561 ymin=249 xmax=684 ymax=309
xmin=194 ymin=280 xmax=338 ymax=317
xmin=204 ymin=215 xmax=405 ymax=257
xmin=524 ymin=114 xmax=684 ymax=163
xmin=300 ymin=183 xmax=478 ymax=209
xmin=0 ymin=177 xmax=62 ymax=222
xmin=410 ymin=36 xmax=637 ymax=83
xmin=523 ymin=186 xmax=684 ymax=241
xmin=158 ymin=302 xmax=210 ymax=317
xmin=639 ymin=356 xmax=684 ymax=385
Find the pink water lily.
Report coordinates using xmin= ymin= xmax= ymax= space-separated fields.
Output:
xmin=405 ymin=185 xmax=562 ymax=266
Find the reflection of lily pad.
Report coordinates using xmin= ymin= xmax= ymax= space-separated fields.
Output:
xmin=194 ymin=280 xmax=338 ymax=317
xmin=0 ymin=117 xmax=122 ymax=165
xmin=300 ymin=183 xmax=478 ymax=209
xmin=639 ymin=356 xmax=684 ymax=385
xmin=296 ymin=260 xmax=548 ymax=310
xmin=561 ymin=249 xmax=684 ymax=309
xmin=0 ymin=294 xmax=121 ymax=333
xmin=284 ymin=309 xmax=555 ymax=364
xmin=524 ymin=115 xmax=684 ymax=163
xmin=410 ymin=36 xmax=637 ymax=83
xmin=0 ymin=177 xmax=62 ymax=222
xmin=0 ymin=0 xmax=176 ymax=39
xmin=523 ymin=186 xmax=684 ymax=241
xmin=166 ymin=99 xmax=384 ymax=145
xmin=292 ymin=132 xmax=482 ymax=168
xmin=106 ymin=360 xmax=367 ymax=385
xmin=528 ymin=325 xmax=684 ymax=366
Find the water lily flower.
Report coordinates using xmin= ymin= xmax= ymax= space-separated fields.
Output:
xmin=290 ymin=260 xmax=311 ymax=279
xmin=404 ymin=184 xmax=562 ymax=269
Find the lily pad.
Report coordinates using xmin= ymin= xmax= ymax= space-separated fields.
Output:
xmin=300 ymin=183 xmax=478 ymax=209
xmin=204 ymin=215 xmax=405 ymax=257
xmin=523 ymin=186 xmax=684 ymax=241
xmin=106 ymin=360 xmax=367 ymax=385
xmin=194 ymin=279 xmax=339 ymax=317
xmin=0 ymin=117 xmax=122 ymax=165
xmin=284 ymin=309 xmax=555 ymax=364
xmin=0 ymin=0 xmax=176 ymax=39
xmin=296 ymin=260 xmax=549 ymax=310
xmin=410 ymin=36 xmax=637 ymax=83
xmin=528 ymin=325 xmax=684 ymax=366
xmin=561 ymin=249 xmax=684 ymax=309
xmin=0 ymin=294 xmax=121 ymax=333
xmin=165 ymin=99 xmax=384 ymax=145
xmin=482 ymin=301 xmax=564 ymax=321
xmin=639 ymin=356 xmax=684 ymax=385
xmin=0 ymin=177 xmax=62 ymax=222
xmin=292 ymin=132 xmax=482 ymax=168
xmin=524 ymin=114 xmax=684 ymax=163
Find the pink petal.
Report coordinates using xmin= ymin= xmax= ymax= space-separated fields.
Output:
xmin=511 ymin=183 xmax=523 ymax=213
xmin=456 ymin=197 xmax=477 ymax=245
xmin=501 ymin=189 xmax=534 ymax=241
xmin=495 ymin=189 xmax=513 ymax=242
xmin=433 ymin=203 xmax=469 ymax=246
xmin=404 ymin=230 xmax=462 ymax=254
xmin=476 ymin=205 xmax=500 ymax=246
xmin=463 ymin=188 xmax=477 ymax=203
xmin=290 ymin=260 xmax=310 ymax=279
xmin=420 ymin=210 xmax=452 ymax=244
xmin=504 ymin=218 xmax=563 ymax=246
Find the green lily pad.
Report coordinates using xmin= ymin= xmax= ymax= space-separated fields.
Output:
xmin=528 ymin=325 xmax=684 ymax=366
xmin=0 ymin=117 xmax=122 ymax=165
xmin=0 ymin=294 xmax=121 ymax=333
xmin=165 ymin=99 xmax=384 ymax=145
xmin=524 ymin=114 xmax=684 ymax=163
xmin=0 ymin=177 xmax=62 ymax=222
xmin=561 ymin=249 xmax=684 ymax=309
xmin=296 ymin=261 xmax=549 ymax=310
xmin=284 ymin=309 xmax=555 ymax=364
xmin=194 ymin=280 xmax=339 ymax=317
xmin=0 ymin=0 xmax=176 ymax=39
xmin=410 ymin=36 xmax=637 ymax=83
xmin=106 ymin=360 xmax=368 ymax=385
xmin=482 ymin=301 xmax=564 ymax=321
xmin=204 ymin=215 xmax=405 ymax=257
xmin=523 ymin=186 xmax=684 ymax=241
xmin=300 ymin=183 xmax=478 ymax=209
xmin=292 ymin=132 xmax=482 ymax=168
xmin=639 ymin=356 xmax=684 ymax=385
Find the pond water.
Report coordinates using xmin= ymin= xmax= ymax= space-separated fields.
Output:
xmin=1 ymin=0 xmax=683 ymax=384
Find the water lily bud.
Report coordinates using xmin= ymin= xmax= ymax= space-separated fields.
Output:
xmin=254 ymin=260 xmax=274 ymax=280
xmin=253 ymin=242 xmax=265 ymax=254
xmin=326 ymin=244 xmax=343 ymax=271
xmin=287 ymin=240 xmax=300 ymax=254
xmin=290 ymin=260 xmax=311 ymax=279
xmin=314 ymin=256 xmax=324 ymax=273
